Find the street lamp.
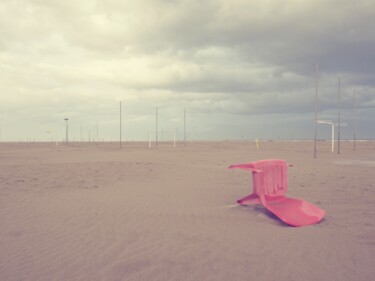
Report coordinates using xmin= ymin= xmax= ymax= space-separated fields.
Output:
xmin=64 ymin=118 xmax=69 ymax=143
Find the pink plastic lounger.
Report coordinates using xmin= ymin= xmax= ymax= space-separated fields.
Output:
xmin=229 ymin=159 xmax=325 ymax=227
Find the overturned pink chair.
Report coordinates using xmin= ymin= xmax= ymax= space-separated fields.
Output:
xmin=229 ymin=159 xmax=325 ymax=227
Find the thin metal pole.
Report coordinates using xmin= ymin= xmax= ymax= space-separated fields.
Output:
xmin=120 ymin=101 xmax=122 ymax=149
xmin=64 ymin=118 xmax=69 ymax=144
xmin=156 ymin=107 xmax=158 ymax=148
xmin=338 ymin=77 xmax=341 ymax=155
xmin=331 ymin=123 xmax=335 ymax=153
xmin=97 ymin=121 xmax=99 ymax=141
xmin=314 ymin=64 xmax=318 ymax=158
xmin=184 ymin=108 xmax=186 ymax=145
xmin=353 ymin=91 xmax=356 ymax=151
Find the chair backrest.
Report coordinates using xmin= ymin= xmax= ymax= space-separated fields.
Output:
xmin=251 ymin=159 xmax=288 ymax=197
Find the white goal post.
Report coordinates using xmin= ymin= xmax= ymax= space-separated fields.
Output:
xmin=148 ymin=130 xmax=176 ymax=148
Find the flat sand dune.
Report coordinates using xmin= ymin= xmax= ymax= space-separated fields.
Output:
xmin=1 ymin=141 xmax=374 ymax=281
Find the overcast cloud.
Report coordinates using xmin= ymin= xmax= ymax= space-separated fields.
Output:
xmin=0 ymin=0 xmax=374 ymax=142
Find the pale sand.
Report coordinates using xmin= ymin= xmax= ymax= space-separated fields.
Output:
xmin=0 ymin=141 xmax=374 ymax=281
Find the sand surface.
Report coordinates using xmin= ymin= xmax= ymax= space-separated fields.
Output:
xmin=1 ymin=141 xmax=374 ymax=281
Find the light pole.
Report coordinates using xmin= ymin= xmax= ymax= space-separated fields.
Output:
xmin=120 ymin=101 xmax=122 ymax=149
xmin=353 ymin=91 xmax=356 ymax=151
xmin=96 ymin=120 xmax=99 ymax=143
xmin=156 ymin=107 xmax=158 ymax=148
xmin=184 ymin=108 xmax=186 ymax=145
xmin=314 ymin=64 xmax=319 ymax=158
xmin=64 ymin=118 xmax=69 ymax=144
xmin=338 ymin=77 xmax=341 ymax=155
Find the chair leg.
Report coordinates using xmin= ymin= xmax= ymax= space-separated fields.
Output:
xmin=237 ymin=193 xmax=261 ymax=205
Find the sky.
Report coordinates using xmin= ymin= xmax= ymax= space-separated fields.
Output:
xmin=0 ymin=0 xmax=374 ymax=142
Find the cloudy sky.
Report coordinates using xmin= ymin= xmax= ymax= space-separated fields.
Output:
xmin=0 ymin=0 xmax=374 ymax=142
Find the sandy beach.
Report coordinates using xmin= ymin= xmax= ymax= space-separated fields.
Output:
xmin=1 ymin=140 xmax=374 ymax=281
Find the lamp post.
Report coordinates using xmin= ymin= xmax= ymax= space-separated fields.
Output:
xmin=353 ymin=91 xmax=356 ymax=151
xmin=314 ymin=64 xmax=319 ymax=158
xmin=120 ymin=101 xmax=122 ymax=149
xmin=64 ymin=118 xmax=69 ymax=144
xmin=156 ymin=107 xmax=158 ymax=148
xmin=184 ymin=108 xmax=186 ymax=145
xmin=337 ymin=77 xmax=341 ymax=155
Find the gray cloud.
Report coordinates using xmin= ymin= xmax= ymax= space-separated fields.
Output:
xmin=0 ymin=0 xmax=374 ymax=141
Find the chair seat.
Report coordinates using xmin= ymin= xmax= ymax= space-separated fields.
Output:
xmin=263 ymin=197 xmax=325 ymax=227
